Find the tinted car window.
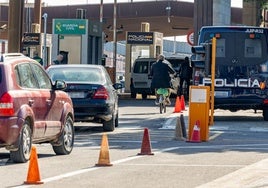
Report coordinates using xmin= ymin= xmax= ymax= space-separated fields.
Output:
xmin=15 ymin=63 xmax=38 ymax=88
xmin=49 ymin=67 xmax=104 ymax=83
xmin=31 ymin=64 xmax=51 ymax=89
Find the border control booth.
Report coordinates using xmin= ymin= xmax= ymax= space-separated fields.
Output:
xmin=124 ymin=23 xmax=163 ymax=93
xmin=52 ymin=19 xmax=103 ymax=65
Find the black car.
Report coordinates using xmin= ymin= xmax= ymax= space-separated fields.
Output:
xmin=47 ymin=64 xmax=123 ymax=131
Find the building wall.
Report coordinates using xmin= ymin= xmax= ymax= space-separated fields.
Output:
xmin=213 ymin=0 xmax=231 ymax=25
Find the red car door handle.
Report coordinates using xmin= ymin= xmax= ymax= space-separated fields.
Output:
xmin=46 ymin=99 xmax=52 ymax=105
xmin=28 ymin=99 xmax=34 ymax=106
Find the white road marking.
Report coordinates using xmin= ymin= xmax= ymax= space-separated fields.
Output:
xmin=118 ymin=163 xmax=246 ymax=167
xmin=250 ymin=127 xmax=268 ymax=132
xmin=15 ymin=143 xmax=268 ymax=188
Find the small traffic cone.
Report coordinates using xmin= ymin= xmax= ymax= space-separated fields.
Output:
xmin=173 ymin=116 xmax=185 ymax=141
xmin=180 ymin=95 xmax=186 ymax=111
xmin=24 ymin=146 xmax=43 ymax=184
xmin=173 ymin=96 xmax=181 ymax=113
xmin=188 ymin=120 xmax=201 ymax=143
xmin=96 ymin=133 xmax=113 ymax=166
xmin=138 ymin=128 xmax=154 ymax=155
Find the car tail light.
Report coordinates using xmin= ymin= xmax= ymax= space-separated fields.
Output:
xmin=0 ymin=92 xmax=14 ymax=116
xmin=93 ymin=86 xmax=109 ymax=99
xmin=264 ymin=99 xmax=268 ymax=104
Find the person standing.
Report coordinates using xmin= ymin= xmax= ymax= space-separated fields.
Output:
xmin=32 ymin=51 xmax=43 ymax=66
xmin=178 ymin=56 xmax=193 ymax=98
xmin=52 ymin=54 xmax=64 ymax=65
xmin=22 ymin=48 xmax=29 ymax=57
xmin=150 ymin=54 xmax=176 ymax=105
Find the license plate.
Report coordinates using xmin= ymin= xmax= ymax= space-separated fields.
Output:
xmin=68 ymin=92 xmax=85 ymax=98
xmin=215 ymin=91 xmax=229 ymax=98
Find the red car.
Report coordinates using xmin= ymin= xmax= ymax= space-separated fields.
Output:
xmin=0 ymin=53 xmax=74 ymax=163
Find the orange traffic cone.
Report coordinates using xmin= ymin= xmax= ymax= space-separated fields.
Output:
xmin=173 ymin=96 xmax=181 ymax=113
xmin=96 ymin=133 xmax=113 ymax=166
xmin=180 ymin=95 xmax=186 ymax=111
xmin=138 ymin=128 xmax=154 ymax=155
xmin=24 ymin=146 xmax=43 ymax=184
xmin=188 ymin=120 xmax=201 ymax=143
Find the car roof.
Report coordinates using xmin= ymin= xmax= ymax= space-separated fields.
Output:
xmin=47 ymin=64 xmax=104 ymax=69
xmin=0 ymin=53 xmax=31 ymax=63
xmin=134 ymin=57 xmax=156 ymax=61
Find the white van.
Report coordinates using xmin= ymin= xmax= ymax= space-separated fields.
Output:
xmin=130 ymin=57 xmax=184 ymax=99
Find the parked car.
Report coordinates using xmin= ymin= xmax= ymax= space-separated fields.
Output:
xmin=46 ymin=64 xmax=123 ymax=131
xmin=0 ymin=53 xmax=74 ymax=163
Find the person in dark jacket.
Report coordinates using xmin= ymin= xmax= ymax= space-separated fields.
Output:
xmin=32 ymin=51 xmax=43 ymax=66
xmin=52 ymin=54 xmax=64 ymax=65
xmin=178 ymin=56 xmax=193 ymax=98
xmin=150 ymin=54 xmax=176 ymax=105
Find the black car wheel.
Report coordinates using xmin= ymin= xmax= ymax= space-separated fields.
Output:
xmin=103 ymin=114 xmax=115 ymax=131
xmin=52 ymin=116 xmax=74 ymax=155
xmin=115 ymin=112 xmax=119 ymax=127
xmin=131 ymin=92 xmax=137 ymax=99
xmin=263 ymin=107 xmax=268 ymax=121
xmin=10 ymin=120 xmax=32 ymax=163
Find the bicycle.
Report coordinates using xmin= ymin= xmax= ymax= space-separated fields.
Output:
xmin=156 ymin=88 xmax=169 ymax=114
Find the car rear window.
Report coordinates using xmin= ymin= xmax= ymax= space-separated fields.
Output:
xmin=49 ymin=67 xmax=104 ymax=83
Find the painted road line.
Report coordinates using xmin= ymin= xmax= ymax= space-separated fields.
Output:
xmin=118 ymin=163 xmax=246 ymax=168
xmin=250 ymin=127 xmax=268 ymax=132
xmin=15 ymin=143 xmax=268 ymax=188
xmin=160 ymin=113 xmax=181 ymax=129
xmin=196 ymin=158 xmax=268 ymax=188
xmin=209 ymin=131 xmax=223 ymax=140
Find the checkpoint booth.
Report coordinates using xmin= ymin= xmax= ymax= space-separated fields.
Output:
xmin=124 ymin=22 xmax=163 ymax=93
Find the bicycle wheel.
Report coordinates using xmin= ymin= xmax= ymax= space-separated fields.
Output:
xmin=159 ymin=95 xmax=164 ymax=114
xmin=160 ymin=102 xmax=164 ymax=114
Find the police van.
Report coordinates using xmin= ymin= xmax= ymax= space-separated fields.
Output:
xmin=192 ymin=26 xmax=268 ymax=120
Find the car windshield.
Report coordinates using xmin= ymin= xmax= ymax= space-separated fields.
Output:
xmin=49 ymin=67 xmax=104 ymax=83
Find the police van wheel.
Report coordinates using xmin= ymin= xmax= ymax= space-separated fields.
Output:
xmin=263 ymin=108 xmax=268 ymax=121
xmin=142 ymin=93 xmax=147 ymax=99
xmin=131 ymin=92 xmax=136 ymax=99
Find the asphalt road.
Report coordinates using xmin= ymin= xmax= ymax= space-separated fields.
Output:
xmin=1 ymin=97 xmax=268 ymax=188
